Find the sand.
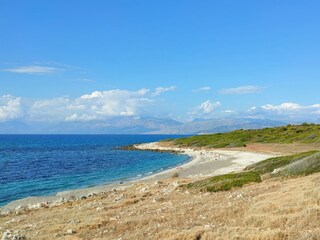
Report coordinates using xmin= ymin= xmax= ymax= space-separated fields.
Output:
xmin=134 ymin=142 xmax=276 ymax=179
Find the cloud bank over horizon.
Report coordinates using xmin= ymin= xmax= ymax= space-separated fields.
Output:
xmin=1 ymin=88 xmax=320 ymax=124
xmin=0 ymin=87 xmax=178 ymax=122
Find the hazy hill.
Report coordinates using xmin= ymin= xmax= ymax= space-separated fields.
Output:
xmin=0 ymin=117 xmax=286 ymax=134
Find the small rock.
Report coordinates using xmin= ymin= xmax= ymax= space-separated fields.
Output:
xmin=1 ymin=230 xmax=26 ymax=240
xmin=172 ymin=181 xmax=179 ymax=187
xmin=236 ymin=193 xmax=244 ymax=199
xmin=66 ymin=195 xmax=78 ymax=202
xmin=162 ymin=188 xmax=171 ymax=194
xmin=69 ymin=219 xmax=81 ymax=224
xmin=66 ymin=229 xmax=76 ymax=235
xmin=87 ymin=193 xmax=96 ymax=198
xmin=14 ymin=206 xmax=25 ymax=214
xmin=114 ymin=194 xmax=125 ymax=202
xmin=140 ymin=187 xmax=148 ymax=193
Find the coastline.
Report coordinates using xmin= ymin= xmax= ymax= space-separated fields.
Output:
xmin=0 ymin=141 xmax=276 ymax=213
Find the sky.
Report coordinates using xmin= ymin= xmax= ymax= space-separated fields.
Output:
xmin=0 ymin=0 xmax=320 ymax=123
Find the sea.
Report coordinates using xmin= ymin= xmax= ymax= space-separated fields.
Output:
xmin=0 ymin=134 xmax=189 ymax=207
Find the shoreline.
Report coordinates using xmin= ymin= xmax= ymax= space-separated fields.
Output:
xmin=0 ymin=142 xmax=276 ymax=213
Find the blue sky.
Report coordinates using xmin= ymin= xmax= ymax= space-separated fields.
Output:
xmin=0 ymin=0 xmax=320 ymax=123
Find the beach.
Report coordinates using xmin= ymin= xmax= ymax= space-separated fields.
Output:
xmin=0 ymin=141 xmax=319 ymax=239
xmin=1 ymin=142 xmax=275 ymax=213
xmin=133 ymin=142 xmax=276 ymax=179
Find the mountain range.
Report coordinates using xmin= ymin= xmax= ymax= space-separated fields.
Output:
xmin=0 ymin=117 xmax=289 ymax=134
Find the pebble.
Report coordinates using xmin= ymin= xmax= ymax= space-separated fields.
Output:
xmin=162 ymin=188 xmax=171 ymax=194
xmin=87 ymin=193 xmax=96 ymax=198
xmin=140 ymin=187 xmax=148 ymax=193
xmin=1 ymin=230 xmax=26 ymax=240
xmin=114 ymin=194 xmax=125 ymax=202
xmin=172 ymin=181 xmax=179 ymax=187
xmin=66 ymin=229 xmax=76 ymax=235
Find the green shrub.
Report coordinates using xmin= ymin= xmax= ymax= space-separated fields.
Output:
xmin=184 ymin=171 xmax=261 ymax=192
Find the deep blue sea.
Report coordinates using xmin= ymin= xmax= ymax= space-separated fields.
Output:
xmin=0 ymin=135 xmax=189 ymax=207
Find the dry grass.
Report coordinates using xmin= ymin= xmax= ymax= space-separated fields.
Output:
xmin=1 ymin=173 xmax=319 ymax=240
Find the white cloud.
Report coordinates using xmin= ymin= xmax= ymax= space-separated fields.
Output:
xmin=189 ymin=100 xmax=221 ymax=117
xmin=29 ymin=97 xmax=71 ymax=121
xmin=3 ymin=65 xmax=60 ymax=74
xmin=200 ymin=100 xmax=221 ymax=114
xmin=224 ymin=110 xmax=234 ymax=113
xmin=220 ymin=85 xmax=262 ymax=94
xmin=261 ymin=102 xmax=303 ymax=111
xmin=80 ymin=91 xmax=104 ymax=99
xmin=65 ymin=113 xmax=97 ymax=121
xmin=152 ymin=86 xmax=176 ymax=96
xmin=14 ymin=88 xmax=154 ymax=122
xmin=193 ymin=86 xmax=211 ymax=92
xmin=0 ymin=95 xmax=23 ymax=121
xmin=249 ymin=102 xmax=320 ymax=119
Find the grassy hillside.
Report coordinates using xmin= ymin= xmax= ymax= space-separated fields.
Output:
xmin=169 ymin=123 xmax=320 ymax=148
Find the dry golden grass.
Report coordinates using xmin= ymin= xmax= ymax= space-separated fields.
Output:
xmin=1 ymin=172 xmax=319 ymax=240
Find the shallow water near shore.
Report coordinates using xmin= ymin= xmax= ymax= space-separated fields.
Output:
xmin=0 ymin=134 xmax=189 ymax=207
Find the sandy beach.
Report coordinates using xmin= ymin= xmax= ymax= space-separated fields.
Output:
xmin=133 ymin=142 xmax=276 ymax=180
xmin=1 ymin=142 xmax=275 ymax=213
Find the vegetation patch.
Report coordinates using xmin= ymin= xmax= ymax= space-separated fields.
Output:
xmin=170 ymin=123 xmax=320 ymax=148
xmin=245 ymin=151 xmax=318 ymax=174
xmin=276 ymin=152 xmax=320 ymax=177
xmin=184 ymin=171 xmax=261 ymax=192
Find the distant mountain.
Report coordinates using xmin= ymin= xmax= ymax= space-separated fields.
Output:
xmin=0 ymin=117 xmax=183 ymax=134
xmin=0 ymin=116 xmax=292 ymax=135
xmin=149 ymin=118 xmax=285 ymax=134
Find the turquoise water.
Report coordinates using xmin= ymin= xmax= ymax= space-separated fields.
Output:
xmin=0 ymin=135 xmax=189 ymax=206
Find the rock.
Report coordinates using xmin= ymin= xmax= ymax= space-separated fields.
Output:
xmin=66 ymin=229 xmax=76 ymax=235
xmin=66 ymin=195 xmax=78 ymax=202
xmin=172 ymin=181 xmax=179 ymax=187
xmin=1 ymin=230 xmax=26 ymax=240
xmin=87 ymin=193 xmax=96 ymax=198
xmin=52 ymin=197 xmax=65 ymax=206
xmin=162 ymin=188 xmax=171 ymax=194
xmin=28 ymin=202 xmax=49 ymax=210
xmin=14 ymin=206 xmax=26 ymax=214
xmin=69 ymin=219 xmax=81 ymax=224
xmin=114 ymin=194 xmax=125 ymax=202
xmin=140 ymin=187 xmax=148 ymax=193
xmin=1 ymin=230 xmax=11 ymax=240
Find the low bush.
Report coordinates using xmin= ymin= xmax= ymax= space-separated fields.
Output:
xmin=184 ymin=171 xmax=261 ymax=192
